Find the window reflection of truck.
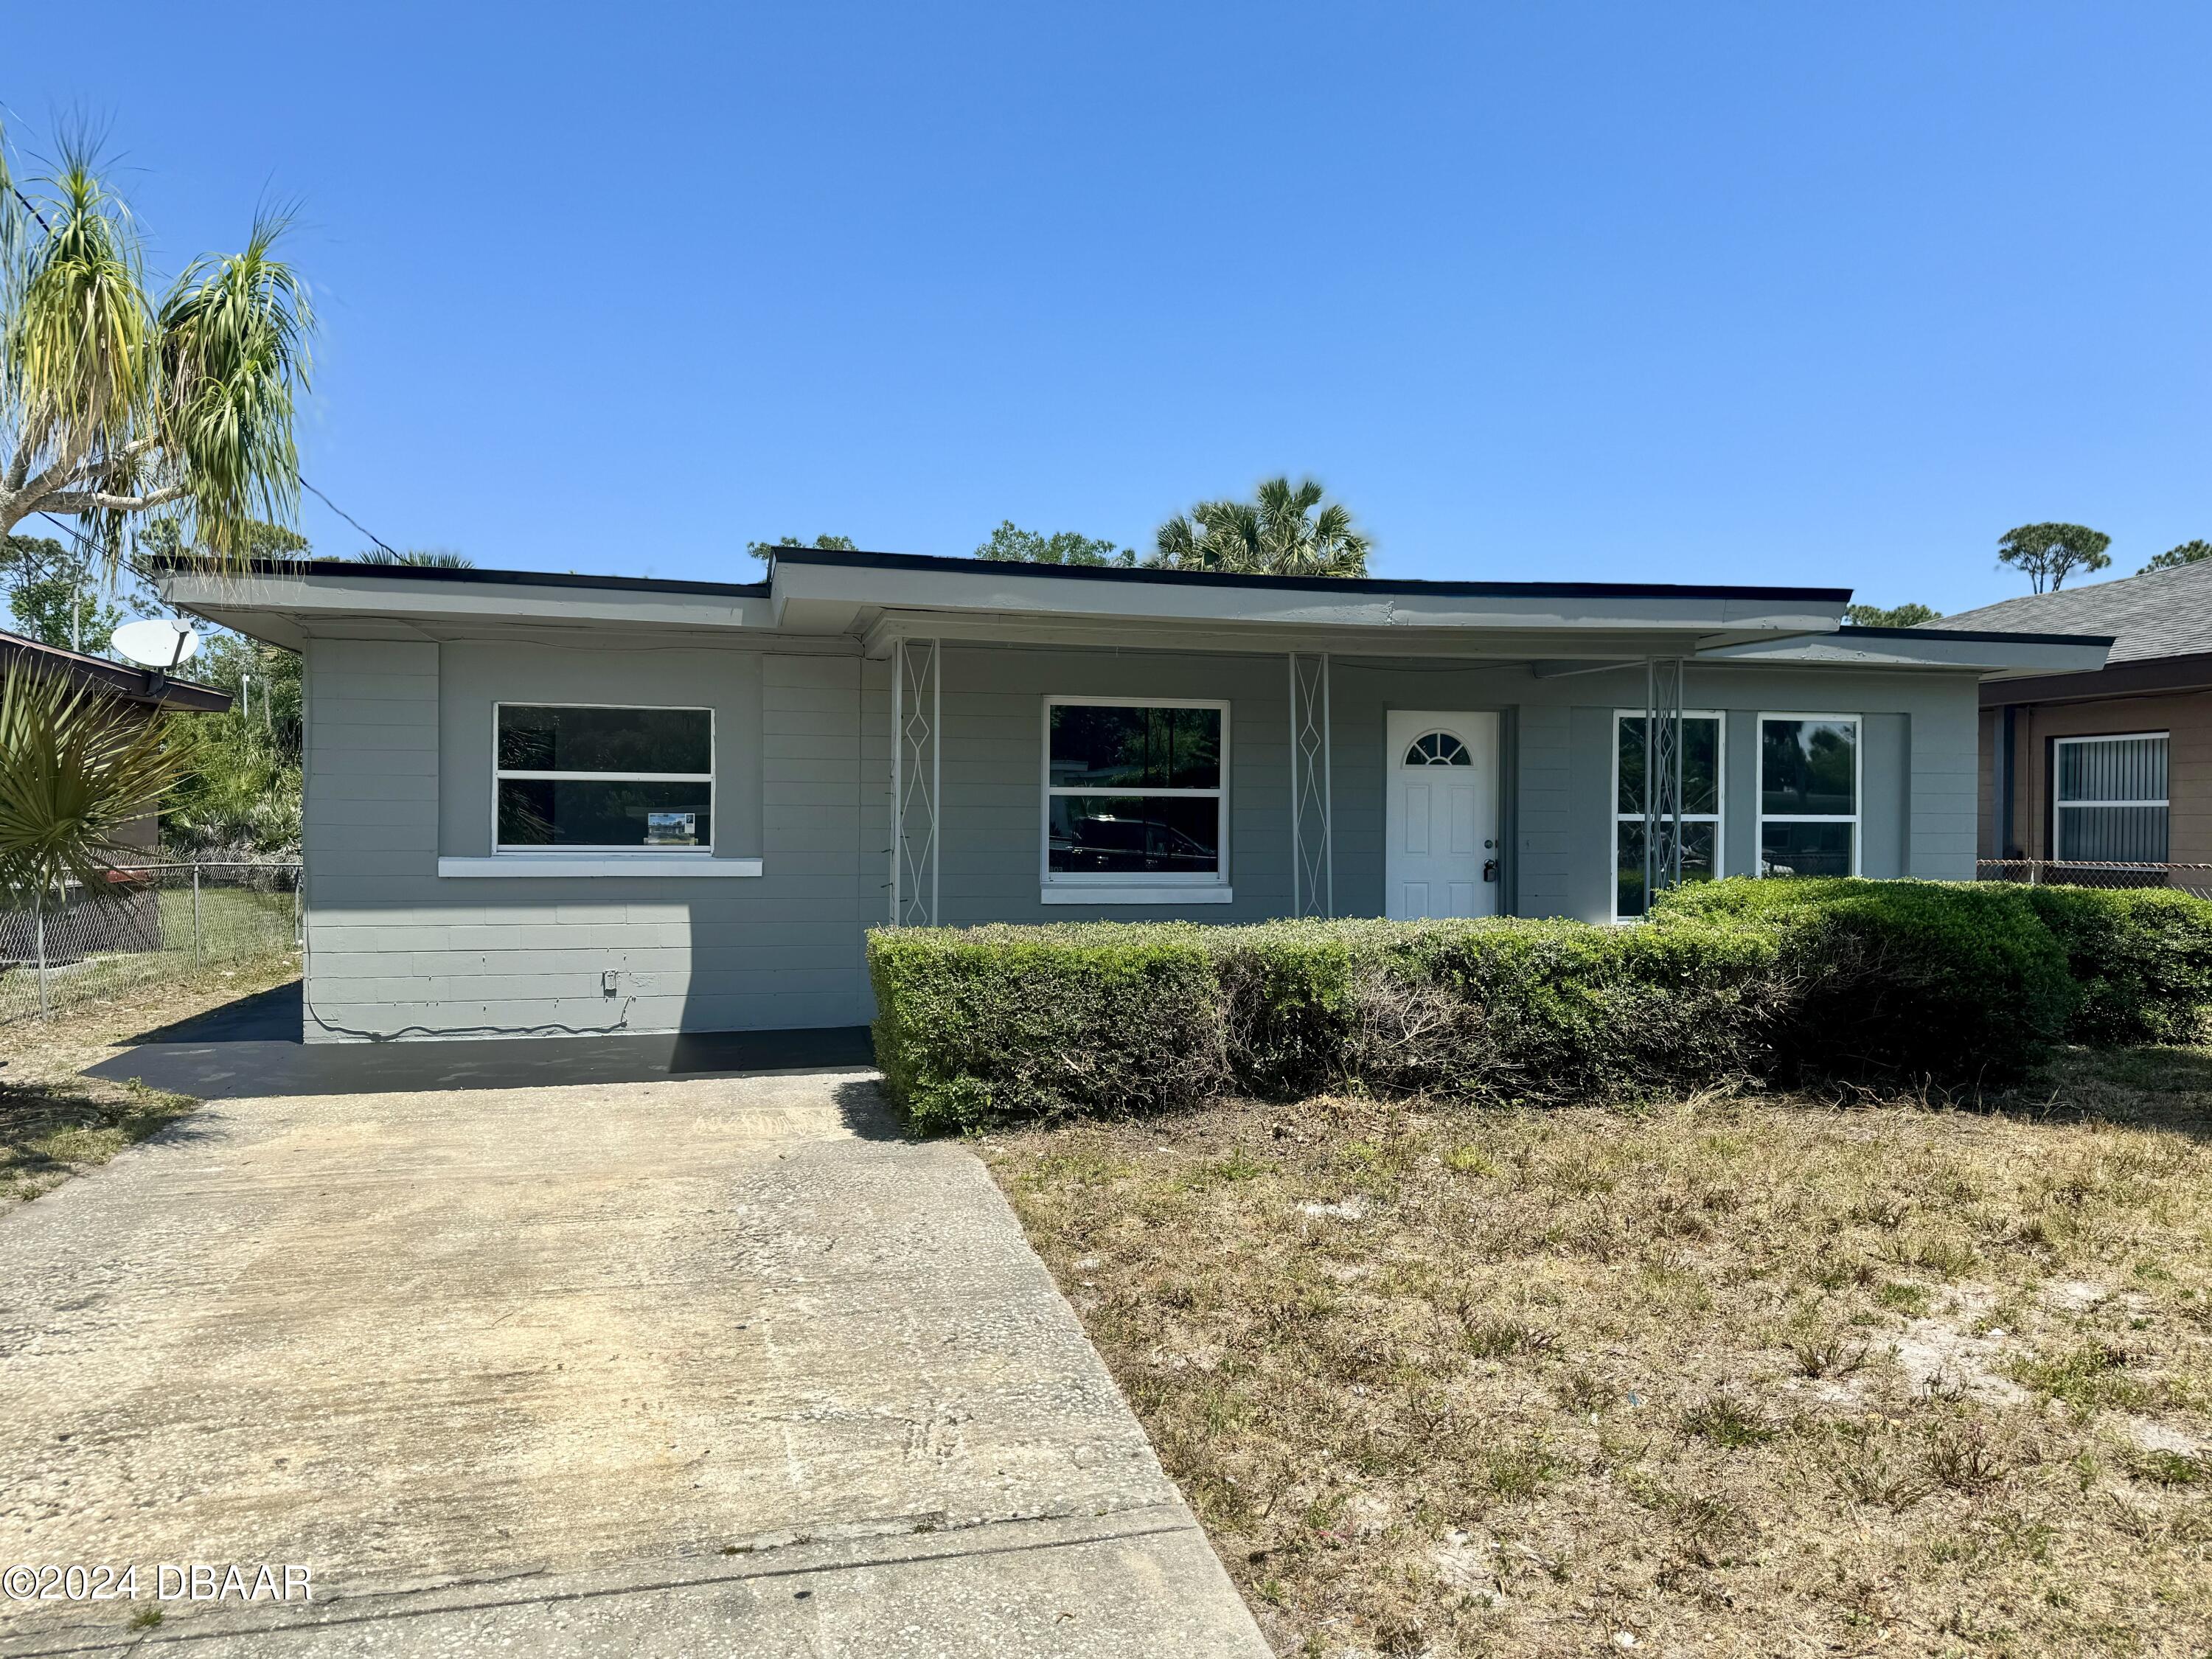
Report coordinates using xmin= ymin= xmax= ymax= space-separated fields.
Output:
xmin=1051 ymin=808 xmax=1212 ymax=871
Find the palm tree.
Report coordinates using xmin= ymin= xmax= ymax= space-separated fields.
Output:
xmin=1153 ymin=477 xmax=1371 ymax=577
xmin=358 ymin=548 xmax=473 ymax=568
xmin=0 ymin=662 xmax=187 ymax=992
xmin=0 ymin=130 xmax=315 ymax=571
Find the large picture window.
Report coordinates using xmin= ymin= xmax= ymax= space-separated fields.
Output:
xmin=495 ymin=703 xmax=714 ymax=852
xmin=2054 ymin=733 xmax=2168 ymax=862
xmin=1613 ymin=712 xmax=1723 ymax=919
xmin=1759 ymin=714 xmax=1859 ymax=878
xmin=1043 ymin=698 xmax=1228 ymax=886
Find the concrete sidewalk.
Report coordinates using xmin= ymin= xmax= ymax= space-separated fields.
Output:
xmin=0 ymin=1073 xmax=1267 ymax=1657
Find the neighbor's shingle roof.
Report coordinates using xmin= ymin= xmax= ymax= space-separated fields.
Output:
xmin=1929 ymin=560 xmax=2212 ymax=665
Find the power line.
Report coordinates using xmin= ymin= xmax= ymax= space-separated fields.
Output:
xmin=300 ymin=476 xmax=399 ymax=559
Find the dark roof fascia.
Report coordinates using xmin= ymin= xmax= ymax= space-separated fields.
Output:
xmin=0 ymin=629 xmax=232 ymax=711
xmin=770 ymin=545 xmax=1854 ymax=605
xmin=1979 ymin=648 xmax=2212 ymax=709
xmin=1837 ymin=624 xmax=2118 ymax=648
xmin=146 ymin=555 xmax=771 ymax=600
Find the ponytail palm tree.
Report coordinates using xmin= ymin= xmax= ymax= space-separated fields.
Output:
xmin=1153 ymin=476 xmax=1371 ymax=577
xmin=0 ymin=131 xmax=314 ymax=571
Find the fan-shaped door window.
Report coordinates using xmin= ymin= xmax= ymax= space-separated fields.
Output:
xmin=1403 ymin=730 xmax=1472 ymax=767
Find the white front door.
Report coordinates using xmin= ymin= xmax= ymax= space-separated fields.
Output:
xmin=1385 ymin=711 xmax=1500 ymax=920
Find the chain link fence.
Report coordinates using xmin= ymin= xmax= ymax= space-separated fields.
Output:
xmin=1977 ymin=858 xmax=2212 ymax=898
xmin=0 ymin=862 xmax=302 ymax=1028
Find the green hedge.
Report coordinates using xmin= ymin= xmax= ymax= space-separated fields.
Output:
xmin=868 ymin=879 xmax=2212 ymax=1133
xmin=2017 ymin=886 xmax=2212 ymax=1046
xmin=1649 ymin=877 xmax=2077 ymax=1086
xmin=867 ymin=924 xmax=1227 ymax=1134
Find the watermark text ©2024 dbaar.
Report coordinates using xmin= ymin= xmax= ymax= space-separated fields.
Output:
xmin=3 ymin=1562 xmax=310 ymax=1604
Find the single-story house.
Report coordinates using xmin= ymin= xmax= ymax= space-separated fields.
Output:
xmin=159 ymin=549 xmax=2110 ymax=1043
xmin=1927 ymin=560 xmax=2212 ymax=872
xmin=0 ymin=626 xmax=233 ymax=855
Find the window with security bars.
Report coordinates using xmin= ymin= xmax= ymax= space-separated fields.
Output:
xmin=2054 ymin=733 xmax=2168 ymax=863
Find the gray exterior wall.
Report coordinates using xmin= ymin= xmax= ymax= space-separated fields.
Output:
xmin=299 ymin=631 xmax=1984 ymax=1040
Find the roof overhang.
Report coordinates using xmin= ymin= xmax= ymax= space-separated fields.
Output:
xmin=1694 ymin=625 xmax=2113 ymax=678
xmin=1977 ymin=647 xmax=2212 ymax=706
xmin=0 ymin=629 xmax=232 ymax=711
xmin=768 ymin=547 xmax=1853 ymax=648
xmin=151 ymin=551 xmax=2110 ymax=681
xmin=157 ymin=561 xmax=774 ymax=651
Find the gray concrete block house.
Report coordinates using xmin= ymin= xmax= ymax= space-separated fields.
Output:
xmin=161 ymin=549 xmax=2110 ymax=1043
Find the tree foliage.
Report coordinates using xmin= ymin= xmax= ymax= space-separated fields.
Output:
xmin=1 ymin=531 xmax=154 ymax=650
xmin=745 ymin=532 xmax=855 ymax=568
xmin=163 ymin=619 xmax=305 ymax=857
xmin=1996 ymin=522 xmax=2111 ymax=593
xmin=1154 ymin=476 xmax=1371 ymax=577
xmin=1845 ymin=601 xmax=1941 ymax=627
xmin=136 ymin=516 xmax=309 ymax=566
xmin=0 ymin=130 xmax=315 ymax=572
xmin=2140 ymin=539 xmax=2212 ymax=574
xmin=974 ymin=521 xmax=1134 ymax=566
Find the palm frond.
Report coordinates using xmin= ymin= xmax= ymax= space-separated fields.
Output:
xmin=156 ymin=209 xmax=315 ymax=560
xmin=2 ymin=136 xmax=155 ymax=563
xmin=1158 ymin=476 xmax=1371 ymax=577
xmin=0 ymin=661 xmax=187 ymax=908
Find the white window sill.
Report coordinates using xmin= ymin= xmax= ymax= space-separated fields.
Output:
xmin=1040 ymin=886 xmax=1234 ymax=905
xmin=438 ymin=857 xmax=763 ymax=879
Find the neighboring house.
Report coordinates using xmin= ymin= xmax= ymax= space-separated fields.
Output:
xmin=0 ymin=627 xmax=232 ymax=855
xmin=159 ymin=550 xmax=2106 ymax=1043
xmin=1929 ymin=561 xmax=2211 ymax=867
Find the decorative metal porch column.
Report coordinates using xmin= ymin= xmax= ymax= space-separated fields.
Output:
xmin=1643 ymin=656 xmax=1686 ymax=904
xmin=1289 ymin=651 xmax=1334 ymax=917
xmin=888 ymin=636 xmax=941 ymax=927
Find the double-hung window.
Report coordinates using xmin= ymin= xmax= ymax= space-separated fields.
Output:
xmin=1613 ymin=712 xmax=1723 ymax=919
xmin=1042 ymin=698 xmax=1228 ymax=897
xmin=495 ymin=703 xmax=714 ymax=852
xmin=1759 ymin=714 xmax=1859 ymax=877
xmin=2054 ymin=733 xmax=2168 ymax=862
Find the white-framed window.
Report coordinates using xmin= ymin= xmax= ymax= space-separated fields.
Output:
xmin=1040 ymin=697 xmax=1229 ymax=892
xmin=1613 ymin=710 xmax=1724 ymax=920
xmin=494 ymin=703 xmax=714 ymax=853
xmin=2054 ymin=732 xmax=2168 ymax=862
xmin=1758 ymin=714 xmax=1860 ymax=878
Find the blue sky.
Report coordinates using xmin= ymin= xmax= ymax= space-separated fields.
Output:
xmin=9 ymin=2 xmax=2209 ymax=613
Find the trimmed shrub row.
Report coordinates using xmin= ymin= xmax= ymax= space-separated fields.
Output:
xmin=866 ymin=878 xmax=2212 ymax=1133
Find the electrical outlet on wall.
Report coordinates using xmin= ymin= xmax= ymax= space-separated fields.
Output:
xmin=602 ymin=970 xmax=619 ymax=997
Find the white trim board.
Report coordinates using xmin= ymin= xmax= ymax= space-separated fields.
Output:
xmin=1039 ymin=886 xmax=1235 ymax=905
xmin=438 ymin=857 xmax=762 ymax=878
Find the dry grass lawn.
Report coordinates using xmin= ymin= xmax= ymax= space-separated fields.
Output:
xmin=983 ymin=1051 xmax=2212 ymax=1658
xmin=0 ymin=959 xmax=297 ymax=1202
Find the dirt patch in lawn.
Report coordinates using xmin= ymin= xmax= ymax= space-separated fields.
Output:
xmin=981 ymin=1049 xmax=2212 ymax=1657
xmin=0 ymin=961 xmax=297 ymax=1203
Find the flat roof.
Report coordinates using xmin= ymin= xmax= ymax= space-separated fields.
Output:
xmin=151 ymin=548 xmax=1851 ymax=605
xmin=768 ymin=545 xmax=1856 ymax=604
xmin=0 ymin=627 xmax=233 ymax=712
xmin=1837 ymin=623 xmax=2116 ymax=649
xmin=145 ymin=554 xmax=771 ymax=600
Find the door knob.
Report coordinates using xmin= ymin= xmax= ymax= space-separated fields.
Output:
xmin=1482 ymin=858 xmax=1499 ymax=883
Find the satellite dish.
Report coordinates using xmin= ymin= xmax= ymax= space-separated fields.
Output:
xmin=111 ymin=617 xmax=202 ymax=670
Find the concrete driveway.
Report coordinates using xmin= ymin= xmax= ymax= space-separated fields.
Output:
xmin=0 ymin=1071 xmax=1267 ymax=1656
